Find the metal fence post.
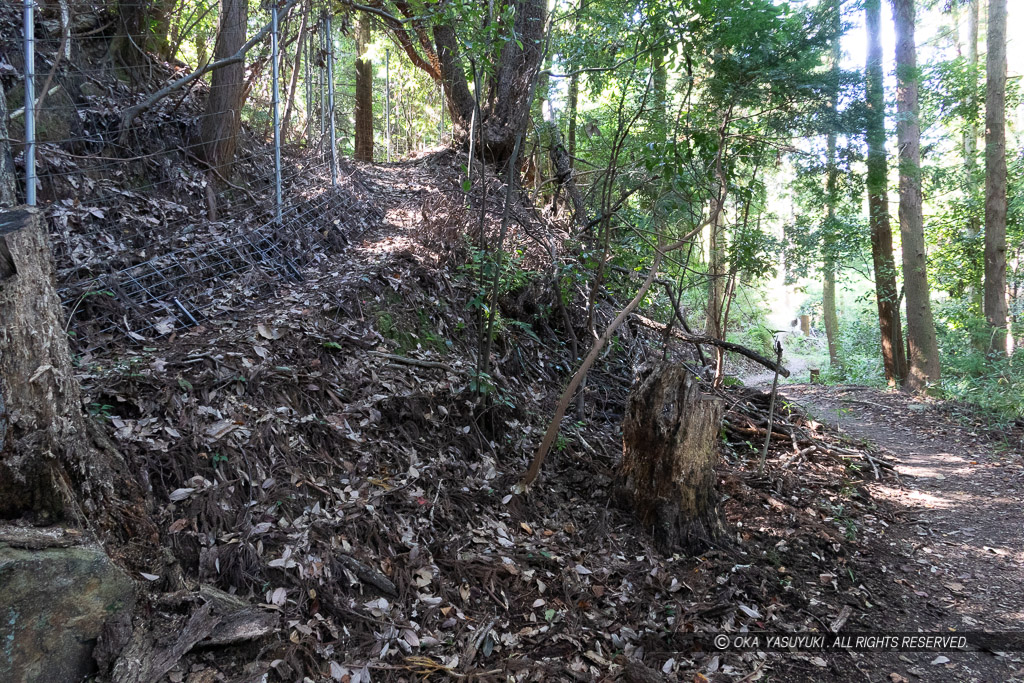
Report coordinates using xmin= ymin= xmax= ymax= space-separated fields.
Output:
xmin=326 ymin=13 xmax=337 ymax=188
xmin=271 ymin=4 xmax=282 ymax=224
xmin=385 ymin=49 xmax=391 ymax=163
xmin=23 ymin=0 xmax=36 ymax=206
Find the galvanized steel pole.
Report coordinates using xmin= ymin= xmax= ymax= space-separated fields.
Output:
xmin=271 ymin=4 xmax=282 ymax=223
xmin=23 ymin=0 xmax=36 ymax=206
xmin=326 ymin=13 xmax=337 ymax=187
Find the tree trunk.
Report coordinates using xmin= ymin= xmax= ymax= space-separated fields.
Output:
xmin=892 ymin=0 xmax=941 ymax=391
xmin=354 ymin=14 xmax=374 ymax=162
xmin=111 ymin=0 xmax=175 ymax=81
xmin=432 ymin=0 xmax=546 ymax=164
xmin=705 ymin=185 xmax=726 ymax=341
xmin=865 ymin=0 xmax=908 ymax=385
xmin=0 ymin=209 xmax=154 ymax=541
xmin=200 ymin=0 xmax=249 ymax=175
xmin=619 ymin=362 xmax=724 ymax=555
xmin=281 ymin=1 xmax=310 ymax=142
xmin=962 ymin=0 xmax=985 ymax=334
xmin=566 ymin=72 xmax=578 ymax=169
xmin=0 ymin=81 xmax=16 ymax=207
xmin=984 ymin=0 xmax=1009 ymax=356
xmin=822 ymin=0 xmax=841 ymax=371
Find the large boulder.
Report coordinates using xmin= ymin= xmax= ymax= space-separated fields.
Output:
xmin=0 ymin=526 xmax=135 ymax=682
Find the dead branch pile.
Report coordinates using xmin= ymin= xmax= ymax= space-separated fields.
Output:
xmin=721 ymin=387 xmax=896 ymax=480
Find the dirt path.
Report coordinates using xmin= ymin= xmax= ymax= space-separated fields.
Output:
xmin=781 ymin=384 xmax=1024 ymax=683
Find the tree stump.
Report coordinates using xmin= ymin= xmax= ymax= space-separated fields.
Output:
xmin=0 ymin=208 xmax=153 ymax=540
xmin=619 ymin=362 xmax=724 ymax=554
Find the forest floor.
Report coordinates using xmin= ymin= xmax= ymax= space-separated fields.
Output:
xmin=50 ymin=148 xmax=1024 ymax=682
xmin=781 ymin=384 xmax=1024 ymax=683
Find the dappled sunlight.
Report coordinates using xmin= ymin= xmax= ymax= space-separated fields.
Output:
xmin=871 ymin=485 xmax=957 ymax=509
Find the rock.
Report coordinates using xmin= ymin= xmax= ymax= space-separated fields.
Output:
xmin=0 ymin=526 xmax=135 ymax=683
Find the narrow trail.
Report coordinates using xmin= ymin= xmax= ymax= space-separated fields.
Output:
xmin=782 ymin=384 xmax=1024 ymax=683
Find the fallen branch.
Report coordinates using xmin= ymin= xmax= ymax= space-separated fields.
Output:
xmin=370 ymin=351 xmax=449 ymax=370
xmin=519 ymin=221 xmax=718 ymax=489
xmin=517 ymin=249 xmax=667 ymax=490
xmin=632 ymin=313 xmax=790 ymax=377
xmin=119 ymin=0 xmax=300 ymax=138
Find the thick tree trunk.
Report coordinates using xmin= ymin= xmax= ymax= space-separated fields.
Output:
xmin=432 ymin=0 xmax=546 ymax=164
xmin=200 ymin=0 xmax=249 ymax=175
xmin=619 ymin=363 xmax=724 ymax=554
xmin=0 ymin=209 xmax=153 ymax=541
xmin=354 ymin=15 xmax=374 ymax=162
xmin=892 ymin=0 xmax=941 ymax=391
xmin=984 ymin=0 xmax=1009 ymax=356
xmin=865 ymin=0 xmax=908 ymax=385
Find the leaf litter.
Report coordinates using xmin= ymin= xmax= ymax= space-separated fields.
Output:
xmin=70 ymin=153 xmax=948 ymax=682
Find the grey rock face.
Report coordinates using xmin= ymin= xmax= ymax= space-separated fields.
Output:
xmin=0 ymin=527 xmax=135 ymax=683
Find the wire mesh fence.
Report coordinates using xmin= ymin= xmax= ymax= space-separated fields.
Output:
xmin=4 ymin=0 xmax=389 ymax=349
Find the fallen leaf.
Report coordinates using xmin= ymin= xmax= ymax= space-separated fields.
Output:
xmin=257 ymin=323 xmax=285 ymax=340
xmin=169 ymin=487 xmax=194 ymax=502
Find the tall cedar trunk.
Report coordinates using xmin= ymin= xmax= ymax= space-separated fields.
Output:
xmin=567 ymin=72 xmax=578 ymax=169
xmin=354 ymin=15 xmax=374 ymax=162
xmin=865 ymin=0 xmax=908 ymax=385
xmin=705 ymin=174 xmax=726 ymax=342
xmin=822 ymin=0 xmax=841 ymax=370
xmin=0 ymin=82 xmax=16 ymax=207
xmin=892 ymin=0 xmax=941 ymax=390
xmin=823 ymin=262 xmax=840 ymax=365
xmin=964 ymin=0 xmax=980 ymax=212
xmin=652 ymin=44 xmax=667 ymax=141
xmin=963 ymin=0 xmax=984 ymax=325
xmin=200 ymin=0 xmax=249 ymax=174
xmin=433 ymin=0 xmax=546 ymax=164
xmin=619 ymin=363 xmax=724 ymax=554
xmin=0 ymin=209 xmax=155 ymax=542
xmin=983 ymin=0 xmax=1009 ymax=355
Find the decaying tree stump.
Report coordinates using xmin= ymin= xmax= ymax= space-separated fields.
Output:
xmin=0 ymin=208 xmax=153 ymax=539
xmin=619 ymin=362 xmax=724 ymax=554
